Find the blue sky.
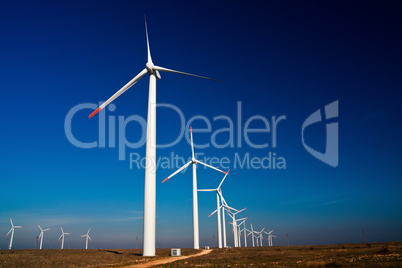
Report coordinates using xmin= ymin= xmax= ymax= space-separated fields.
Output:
xmin=1 ymin=0 xmax=402 ymax=249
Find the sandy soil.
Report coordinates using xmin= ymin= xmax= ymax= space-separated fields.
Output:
xmin=124 ymin=249 xmax=212 ymax=268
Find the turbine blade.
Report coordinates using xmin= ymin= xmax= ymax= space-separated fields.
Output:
xmin=208 ymin=209 xmax=218 ymax=217
xmin=89 ymin=68 xmax=148 ymax=118
xmin=6 ymin=228 xmax=12 ymax=237
xmin=10 ymin=218 xmax=13 ymax=227
xmin=80 ymin=235 xmax=86 ymax=237
xmin=197 ymin=189 xmax=215 ymax=192
xmin=153 ymin=65 xmax=222 ymax=82
xmin=195 ymin=159 xmax=226 ymax=174
xmin=65 ymin=233 xmax=71 ymax=235
xmin=87 ymin=228 xmax=91 ymax=234
xmin=38 ymin=224 xmax=42 ymax=231
xmin=14 ymin=226 xmax=23 ymax=228
xmin=44 ymin=228 xmax=51 ymax=231
xmin=190 ymin=126 xmax=194 ymax=159
xmin=88 ymin=236 xmax=92 ymax=241
xmin=145 ymin=16 xmax=152 ymax=63
xmin=60 ymin=226 xmax=63 ymax=233
xmin=162 ymin=161 xmax=192 ymax=183
xmin=217 ymin=169 xmax=230 ymax=189
xmin=58 ymin=234 xmax=63 ymax=241
xmin=236 ymin=207 xmax=247 ymax=214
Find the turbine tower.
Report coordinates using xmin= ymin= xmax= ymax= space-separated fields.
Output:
xmin=88 ymin=18 xmax=220 ymax=256
xmin=163 ymin=127 xmax=227 ymax=249
xmin=198 ymin=170 xmax=230 ymax=248
xmin=58 ymin=226 xmax=71 ymax=249
xmin=80 ymin=228 xmax=92 ymax=249
xmin=37 ymin=224 xmax=51 ymax=250
xmin=6 ymin=218 xmax=22 ymax=250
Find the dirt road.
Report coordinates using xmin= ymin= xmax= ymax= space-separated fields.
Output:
xmin=124 ymin=249 xmax=212 ymax=268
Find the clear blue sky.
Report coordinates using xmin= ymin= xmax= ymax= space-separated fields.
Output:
xmin=1 ymin=0 xmax=401 ymax=249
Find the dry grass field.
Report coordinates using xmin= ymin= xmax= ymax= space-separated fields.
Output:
xmin=0 ymin=242 xmax=401 ymax=267
xmin=0 ymin=248 xmax=200 ymax=268
xmin=157 ymin=242 xmax=402 ymax=267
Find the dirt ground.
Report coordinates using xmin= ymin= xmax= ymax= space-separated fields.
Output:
xmin=0 ymin=248 xmax=200 ymax=268
xmin=156 ymin=242 xmax=402 ymax=267
xmin=0 ymin=242 xmax=401 ymax=268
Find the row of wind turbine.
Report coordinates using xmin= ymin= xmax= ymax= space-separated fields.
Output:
xmin=88 ymin=17 xmax=221 ymax=256
xmin=5 ymin=219 xmax=91 ymax=250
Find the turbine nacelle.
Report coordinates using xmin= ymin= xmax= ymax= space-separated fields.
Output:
xmin=146 ymin=62 xmax=155 ymax=75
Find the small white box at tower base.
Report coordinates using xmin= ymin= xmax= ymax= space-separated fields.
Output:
xmin=171 ymin=248 xmax=181 ymax=256
xmin=205 ymin=246 xmax=210 ymax=249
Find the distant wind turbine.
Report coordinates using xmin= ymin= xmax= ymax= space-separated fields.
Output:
xmin=6 ymin=218 xmax=22 ymax=250
xmin=227 ymin=208 xmax=247 ymax=247
xmin=253 ymin=227 xmax=265 ymax=247
xmin=58 ymin=226 xmax=71 ymax=249
xmin=236 ymin=217 xmax=247 ymax=247
xmin=248 ymin=223 xmax=256 ymax=247
xmin=163 ymin=126 xmax=227 ymax=249
xmin=207 ymin=187 xmax=238 ymax=248
xmin=37 ymin=224 xmax=51 ymax=250
xmin=263 ymin=230 xmax=276 ymax=246
xmin=80 ymin=228 xmax=92 ymax=249
xmin=88 ymin=18 xmax=221 ymax=256
xmin=198 ymin=169 xmax=230 ymax=248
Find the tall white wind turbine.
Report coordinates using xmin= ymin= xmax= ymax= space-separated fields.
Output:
xmin=58 ymin=226 xmax=71 ymax=249
xmin=163 ymin=127 xmax=227 ymax=249
xmin=198 ymin=169 xmax=230 ymax=248
xmin=37 ymin=224 xmax=51 ymax=250
xmin=6 ymin=218 xmax=22 ymax=250
xmin=80 ymin=228 xmax=92 ymax=249
xmin=88 ymin=18 xmax=220 ymax=256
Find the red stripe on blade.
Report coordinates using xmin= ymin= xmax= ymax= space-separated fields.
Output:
xmin=89 ymin=107 xmax=101 ymax=118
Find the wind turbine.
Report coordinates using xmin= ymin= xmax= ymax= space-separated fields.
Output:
xmin=58 ymin=227 xmax=71 ymax=249
xmin=237 ymin=217 xmax=247 ymax=247
xmin=88 ymin=18 xmax=220 ymax=257
xmin=227 ymin=208 xmax=247 ymax=247
xmin=6 ymin=218 xmax=22 ymax=250
xmin=243 ymin=228 xmax=252 ymax=247
xmin=163 ymin=127 xmax=227 ymax=249
xmin=198 ymin=170 xmax=230 ymax=248
xmin=37 ymin=224 xmax=51 ymax=250
xmin=248 ymin=223 xmax=256 ymax=247
xmin=253 ymin=227 xmax=265 ymax=247
xmin=207 ymin=187 xmax=238 ymax=248
xmin=80 ymin=228 xmax=92 ymax=249
xmin=263 ymin=230 xmax=276 ymax=246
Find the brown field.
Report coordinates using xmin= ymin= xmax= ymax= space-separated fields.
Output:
xmin=0 ymin=248 xmax=200 ymax=268
xmin=0 ymin=242 xmax=401 ymax=268
xmin=156 ymin=242 xmax=402 ymax=268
